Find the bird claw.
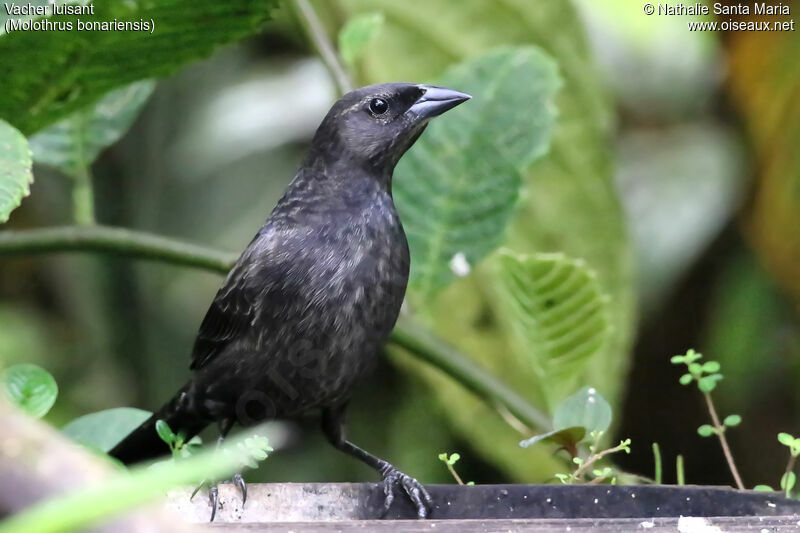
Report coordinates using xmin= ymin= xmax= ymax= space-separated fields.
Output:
xmin=380 ymin=467 xmax=432 ymax=518
xmin=201 ymin=474 xmax=247 ymax=522
xmin=233 ymin=472 xmax=247 ymax=507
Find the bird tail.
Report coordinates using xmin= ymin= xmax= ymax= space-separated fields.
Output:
xmin=108 ymin=382 xmax=209 ymax=465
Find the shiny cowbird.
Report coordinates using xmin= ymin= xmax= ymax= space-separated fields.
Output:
xmin=109 ymin=83 xmax=470 ymax=519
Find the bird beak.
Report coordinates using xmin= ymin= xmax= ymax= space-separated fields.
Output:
xmin=408 ymin=85 xmax=471 ymax=120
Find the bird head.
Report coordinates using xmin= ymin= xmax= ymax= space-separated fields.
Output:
xmin=311 ymin=83 xmax=471 ymax=175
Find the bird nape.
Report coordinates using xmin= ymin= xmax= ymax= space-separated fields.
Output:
xmin=109 ymin=83 xmax=471 ymax=520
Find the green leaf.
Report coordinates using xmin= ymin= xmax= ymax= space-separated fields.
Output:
xmin=338 ymin=12 xmax=385 ymax=67
xmin=778 ymin=432 xmax=795 ymax=446
xmin=519 ymin=426 xmax=586 ymax=449
xmin=685 ymin=349 xmax=703 ymax=363
xmin=395 ymin=46 xmax=561 ymax=296
xmin=155 ymin=419 xmax=175 ymax=446
xmin=670 ymin=355 xmax=686 ymax=364
xmin=0 ymin=119 xmax=33 ymax=224
xmin=723 ymin=414 xmax=741 ymax=427
xmin=698 ymin=374 xmax=722 ymax=393
xmin=62 ymin=408 xmax=152 ymax=452
xmin=1 ymin=364 xmax=57 ymax=418
xmin=702 ymin=361 xmax=721 ymax=373
xmin=753 ymin=484 xmax=774 ymax=492
xmin=679 ymin=373 xmax=693 ymax=385
xmin=552 ymin=387 xmax=613 ymax=439
xmin=0 ymin=0 xmax=278 ymax=135
xmin=495 ymin=251 xmax=611 ymax=403
xmin=688 ymin=362 xmax=703 ymax=375
xmin=29 ymin=81 xmax=155 ymax=177
xmin=697 ymin=424 xmax=715 ymax=437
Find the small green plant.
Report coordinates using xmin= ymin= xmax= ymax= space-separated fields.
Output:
xmin=438 ymin=452 xmax=474 ymax=486
xmin=777 ymin=433 xmax=800 ymax=497
xmin=671 ymin=349 xmax=744 ymax=489
xmin=553 ymin=431 xmax=631 ymax=485
xmin=758 ymin=433 xmax=800 ymax=496
xmin=155 ymin=420 xmax=202 ymax=459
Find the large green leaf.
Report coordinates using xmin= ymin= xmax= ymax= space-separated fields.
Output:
xmin=0 ymin=0 xmax=278 ymax=134
xmin=30 ymin=81 xmax=155 ymax=177
xmin=340 ymin=0 xmax=633 ymax=482
xmin=395 ymin=47 xmax=560 ymax=296
xmin=2 ymin=364 xmax=58 ymax=418
xmin=495 ymin=251 xmax=610 ymax=407
xmin=0 ymin=119 xmax=33 ymax=223
xmin=62 ymin=407 xmax=152 ymax=452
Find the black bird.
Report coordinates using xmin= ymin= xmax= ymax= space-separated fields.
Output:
xmin=109 ymin=83 xmax=470 ymax=519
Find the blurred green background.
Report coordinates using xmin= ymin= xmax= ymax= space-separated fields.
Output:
xmin=1 ymin=0 xmax=799 ymax=489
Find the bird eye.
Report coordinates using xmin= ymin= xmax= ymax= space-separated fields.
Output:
xmin=368 ymin=98 xmax=389 ymax=116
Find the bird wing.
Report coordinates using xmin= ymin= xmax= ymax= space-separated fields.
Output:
xmin=189 ymin=227 xmax=281 ymax=371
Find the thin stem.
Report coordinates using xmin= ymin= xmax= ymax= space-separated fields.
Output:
xmin=676 ymin=455 xmax=685 ymax=485
xmin=572 ymin=441 xmax=628 ymax=481
xmin=784 ymin=454 xmax=797 ymax=496
xmin=71 ymin=167 xmax=96 ymax=225
xmin=0 ymin=225 xmax=551 ymax=434
xmin=293 ymin=0 xmax=353 ymax=95
xmin=70 ymin=113 xmax=96 ymax=225
xmin=390 ymin=319 xmax=551 ymax=432
xmin=0 ymin=226 xmax=236 ymax=272
xmin=703 ymin=391 xmax=745 ymax=489
xmin=445 ymin=463 xmax=464 ymax=485
xmin=652 ymin=442 xmax=662 ymax=484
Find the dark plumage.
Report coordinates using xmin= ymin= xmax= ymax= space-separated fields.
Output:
xmin=109 ymin=83 xmax=470 ymax=518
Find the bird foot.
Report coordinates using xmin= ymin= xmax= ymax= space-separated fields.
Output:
xmin=193 ymin=473 xmax=247 ymax=522
xmin=380 ymin=467 xmax=432 ymax=518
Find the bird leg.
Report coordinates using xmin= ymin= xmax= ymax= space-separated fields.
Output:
xmin=322 ymin=406 xmax=432 ymax=518
xmin=206 ymin=418 xmax=247 ymax=522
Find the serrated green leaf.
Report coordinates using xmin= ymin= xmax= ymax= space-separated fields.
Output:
xmin=395 ymin=46 xmax=560 ymax=296
xmin=552 ymin=387 xmax=613 ymax=439
xmin=2 ymin=363 xmax=57 ymax=418
xmin=0 ymin=119 xmax=33 ymax=224
xmin=62 ymin=407 xmax=152 ymax=452
xmin=519 ymin=426 xmax=586 ymax=449
xmin=495 ymin=251 xmax=611 ymax=404
xmin=723 ymin=414 xmax=741 ymax=427
xmin=338 ymin=12 xmax=385 ymax=67
xmin=0 ymin=0 xmax=278 ymax=135
xmin=30 ymin=81 xmax=155 ymax=177
xmin=697 ymin=424 xmax=715 ymax=437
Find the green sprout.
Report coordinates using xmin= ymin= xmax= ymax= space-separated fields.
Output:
xmin=155 ymin=419 xmax=202 ymax=459
xmin=553 ymin=432 xmax=631 ymax=485
xmin=672 ymin=349 xmax=744 ymax=489
xmin=777 ymin=433 xmax=800 ymax=497
xmin=438 ymin=452 xmax=474 ymax=486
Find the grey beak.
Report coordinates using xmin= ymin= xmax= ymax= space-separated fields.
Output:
xmin=408 ymin=85 xmax=471 ymax=120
